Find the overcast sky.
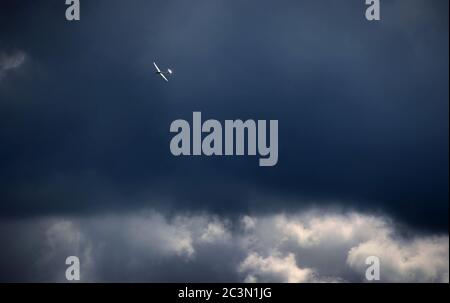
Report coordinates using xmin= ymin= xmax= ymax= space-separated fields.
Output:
xmin=0 ymin=0 xmax=448 ymax=282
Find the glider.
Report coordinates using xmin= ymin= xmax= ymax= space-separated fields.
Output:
xmin=153 ymin=62 xmax=172 ymax=82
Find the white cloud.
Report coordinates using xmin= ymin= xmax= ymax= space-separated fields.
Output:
xmin=200 ymin=221 xmax=230 ymax=243
xmin=347 ymin=236 xmax=449 ymax=283
xmin=122 ymin=213 xmax=196 ymax=258
xmin=237 ymin=212 xmax=448 ymax=283
xmin=239 ymin=252 xmax=314 ymax=283
xmin=241 ymin=215 xmax=257 ymax=230
xmin=37 ymin=219 xmax=95 ymax=281
xmin=0 ymin=209 xmax=448 ymax=282
xmin=0 ymin=50 xmax=26 ymax=80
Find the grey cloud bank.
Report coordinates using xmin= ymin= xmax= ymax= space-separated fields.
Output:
xmin=0 ymin=206 xmax=447 ymax=282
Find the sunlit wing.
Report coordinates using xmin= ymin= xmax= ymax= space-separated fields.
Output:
xmin=153 ymin=62 xmax=161 ymax=73
xmin=160 ymin=73 xmax=169 ymax=82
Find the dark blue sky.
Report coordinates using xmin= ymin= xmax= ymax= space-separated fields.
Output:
xmin=0 ymin=0 xmax=448 ymax=232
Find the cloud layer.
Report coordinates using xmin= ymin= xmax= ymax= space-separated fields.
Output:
xmin=0 ymin=208 xmax=447 ymax=282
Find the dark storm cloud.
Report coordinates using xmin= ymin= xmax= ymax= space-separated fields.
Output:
xmin=0 ymin=0 xmax=448 ymax=231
